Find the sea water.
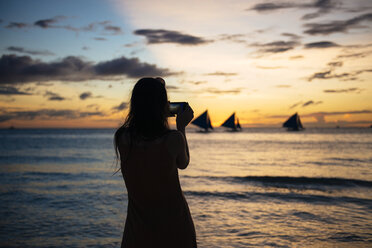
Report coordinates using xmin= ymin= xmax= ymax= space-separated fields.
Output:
xmin=0 ymin=128 xmax=371 ymax=247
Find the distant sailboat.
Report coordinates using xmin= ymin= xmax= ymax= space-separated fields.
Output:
xmin=191 ymin=110 xmax=213 ymax=132
xmin=221 ymin=112 xmax=242 ymax=131
xmin=283 ymin=113 xmax=304 ymax=131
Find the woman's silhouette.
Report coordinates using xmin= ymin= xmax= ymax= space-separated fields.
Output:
xmin=114 ymin=77 xmax=197 ymax=248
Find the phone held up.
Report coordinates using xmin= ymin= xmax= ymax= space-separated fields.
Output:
xmin=169 ymin=102 xmax=187 ymax=117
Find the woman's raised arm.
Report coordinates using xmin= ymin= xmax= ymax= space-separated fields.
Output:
xmin=174 ymin=104 xmax=194 ymax=169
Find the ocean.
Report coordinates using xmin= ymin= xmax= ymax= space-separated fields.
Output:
xmin=0 ymin=128 xmax=371 ymax=247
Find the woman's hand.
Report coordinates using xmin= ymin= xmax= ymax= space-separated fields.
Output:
xmin=176 ymin=103 xmax=194 ymax=130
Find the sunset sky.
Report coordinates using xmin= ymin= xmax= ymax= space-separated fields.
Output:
xmin=0 ymin=0 xmax=371 ymax=128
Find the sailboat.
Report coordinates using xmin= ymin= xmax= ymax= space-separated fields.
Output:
xmin=221 ymin=112 xmax=242 ymax=131
xmin=191 ymin=110 xmax=213 ymax=132
xmin=283 ymin=113 xmax=304 ymax=131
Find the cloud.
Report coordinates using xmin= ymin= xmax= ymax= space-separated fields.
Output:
xmin=218 ymin=34 xmax=248 ymax=44
xmin=305 ymin=41 xmax=339 ymax=48
xmin=34 ymin=16 xmax=66 ymax=28
xmin=0 ymin=109 xmax=105 ymax=122
xmin=48 ymin=96 xmax=65 ymax=101
xmin=9 ymin=16 xmax=123 ymax=35
xmin=308 ymin=68 xmax=372 ymax=81
xmin=327 ymin=61 xmax=343 ymax=67
xmin=0 ymin=86 xmax=32 ymax=95
xmin=93 ymin=37 xmax=107 ymax=41
xmin=104 ymin=25 xmax=123 ymax=35
xmin=275 ymin=85 xmax=292 ymax=88
xmin=302 ymin=100 xmax=323 ymax=107
xmin=134 ymin=29 xmax=210 ymax=45
xmin=205 ymin=71 xmax=238 ymax=76
xmin=166 ymin=85 xmax=180 ymax=91
xmin=94 ymin=56 xmax=176 ymax=78
xmin=304 ymin=13 xmax=372 ymax=35
xmin=281 ymin=33 xmax=302 ymax=40
xmin=270 ymin=110 xmax=372 ymax=118
xmin=312 ymin=110 xmax=372 ymax=116
xmin=181 ymin=80 xmax=208 ymax=85
xmin=307 ymin=60 xmax=372 ymax=81
xmin=203 ymin=88 xmax=242 ymax=95
xmin=306 ymin=110 xmax=372 ymax=124
xmin=323 ymin=87 xmax=363 ymax=93
xmin=0 ymin=54 xmax=175 ymax=84
xmin=256 ymin=65 xmax=284 ymax=69
xmin=301 ymin=0 xmax=340 ymax=20
xmin=308 ymin=70 xmax=341 ymax=80
xmin=79 ymin=92 xmax=92 ymax=100
xmin=337 ymin=50 xmax=372 ymax=59
xmin=251 ymin=40 xmax=300 ymax=54
xmin=86 ymin=104 xmax=100 ymax=110
xmin=289 ymin=101 xmax=302 ymax=109
xmin=249 ymin=2 xmax=296 ymax=12
xmin=290 ymin=55 xmax=304 ymax=60
xmin=112 ymin=102 xmax=128 ymax=112
xmin=289 ymin=100 xmax=322 ymax=108
xmin=0 ymin=55 xmax=93 ymax=84
xmin=249 ymin=0 xmax=340 ymax=20
xmin=5 ymin=22 xmax=29 ymax=29
xmin=7 ymin=46 xmax=55 ymax=56
xmin=78 ymin=91 xmax=103 ymax=100
xmin=44 ymin=91 xmax=65 ymax=101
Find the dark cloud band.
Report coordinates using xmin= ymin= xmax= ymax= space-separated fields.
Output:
xmin=305 ymin=41 xmax=339 ymax=48
xmin=205 ymin=72 xmax=238 ymax=76
xmin=134 ymin=29 xmax=210 ymax=45
xmin=5 ymin=22 xmax=29 ymax=29
xmin=0 ymin=54 xmax=175 ymax=85
xmin=44 ymin=91 xmax=66 ymax=101
xmin=112 ymin=102 xmax=128 ymax=112
xmin=6 ymin=16 xmax=123 ymax=35
xmin=7 ymin=46 xmax=55 ymax=56
xmin=249 ymin=0 xmax=339 ymax=20
xmin=304 ymin=13 xmax=372 ymax=35
xmin=252 ymin=40 xmax=300 ymax=54
xmin=323 ymin=88 xmax=362 ymax=93
xmin=0 ymin=86 xmax=32 ymax=95
xmin=308 ymin=68 xmax=372 ymax=81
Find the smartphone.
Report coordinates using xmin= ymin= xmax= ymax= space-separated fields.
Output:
xmin=169 ymin=102 xmax=187 ymax=117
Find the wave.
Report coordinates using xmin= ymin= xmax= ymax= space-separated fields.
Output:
xmin=233 ymin=176 xmax=372 ymax=187
xmin=183 ymin=175 xmax=372 ymax=188
xmin=328 ymin=157 xmax=371 ymax=163
xmin=184 ymin=190 xmax=372 ymax=207
xmin=0 ymin=171 xmax=107 ymax=184
xmin=24 ymin=171 xmax=100 ymax=179
xmin=0 ymin=155 xmax=101 ymax=164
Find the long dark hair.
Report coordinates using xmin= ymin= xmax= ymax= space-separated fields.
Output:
xmin=114 ymin=77 xmax=170 ymax=164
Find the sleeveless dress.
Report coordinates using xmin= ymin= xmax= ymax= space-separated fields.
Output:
xmin=119 ymin=132 xmax=197 ymax=248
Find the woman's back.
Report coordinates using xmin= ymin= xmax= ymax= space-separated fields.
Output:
xmin=118 ymin=130 xmax=196 ymax=248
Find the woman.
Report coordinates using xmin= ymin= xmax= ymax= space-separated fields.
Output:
xmin=114 ymin=77 xmax=197 ymax=248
